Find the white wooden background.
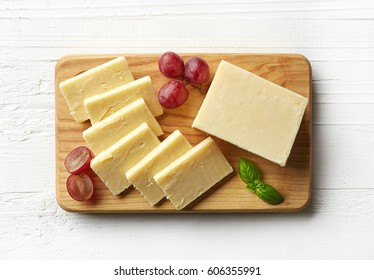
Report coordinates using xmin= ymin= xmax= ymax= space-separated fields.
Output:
xmin=0 ymin=0 xmax=373 ymax=259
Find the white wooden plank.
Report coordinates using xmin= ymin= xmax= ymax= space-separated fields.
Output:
xmin=2 ymin=45 xmax=374 ymax=63
xmin=1 ymin=18 xmax=374 ymax=48
xmin=0 ymin=191 xmax=373 ymax=259
xmin=313 ymin=124 xmax=374 ymax=190
xmin=1 ymin=0 xmax=374 ymax=20
xmin=314 ymin=104 xmax=374 ymax=124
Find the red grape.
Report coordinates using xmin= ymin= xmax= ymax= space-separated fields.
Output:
xmin=66 ymin=173 xmax=94 ymax=201
xmin=158 ymin=80 xmax=189 ymax=109
xmin=158 ymin=51 xmax=185 ymax=78
xmin=183 ymin=56 xmax=210 ymax=86
xmin=64 ymin=146 xmax=93 ymax=175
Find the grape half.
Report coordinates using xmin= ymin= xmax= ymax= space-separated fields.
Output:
xmin=158 ymin=80 xmax=189 ymax=109
xmin=64 ymin=146 xmax=93 ymax=174
xmin=66 ymin=173 xmax=94 ymax=201
xmin=158 ymin=51 xmax=185 ymax=78
xmin=183 ymin=56 xmax=210 ymax=86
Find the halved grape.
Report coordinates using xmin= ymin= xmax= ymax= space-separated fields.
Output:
xmin=64 ymin=146 xmax=93 ymax=175
xmin=158 ymin=80 xmax=189 ymax=109
xmin=66 ymin=173 xmax=94 ymax=201
xmin=183 ymin=56 xmax=210 ymax=86
xmin=158 ymin=51 xmax=185 ymax=78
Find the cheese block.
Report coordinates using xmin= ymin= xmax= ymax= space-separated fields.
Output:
xmin=90 ymin=123 xmax=160 ymax=196
xmin=126 ymin=130 xmax=193 ymax=206
xmin=192 ymin=60 xmax=308 ymax=167
xmin=84 ymin=76 xmax=163 ymax=124
xmin=83 ymin=98 xmax=163 ymax=155
xmin=59 ymin=56 xmax=134 ymax=123
xmin=154 ymin=137 xmax=233 ymax=210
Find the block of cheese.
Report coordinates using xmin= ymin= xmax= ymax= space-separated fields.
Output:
xmin=84 ymin=76 xmax=163 ymax=124
xmin=126 ymin=130 xmax=193 ymax=206
xmin=83 ymin=98 xmax=163 ymax=155
xmin=192 ymin=60 xmax=308 ymax=167
xmin=59 ymin=56 xmax=134 ymax=123
xmin=154 ymin=137 xmax=233 ymax=210
xmin=90 ymin=123 xmax=160 ymax=196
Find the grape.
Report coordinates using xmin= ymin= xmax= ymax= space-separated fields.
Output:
xmin=66 ymin=173 xmax=94 ymax=201
xmin=64 ymin=146 xmax=93 ymax=175
xmin=183 ymin=56 xmax=210 ymax=86
xmin=158 ymin=51 xmax=185 ymax=78
xmin=158 ymin=80 xmax=189 ymax=109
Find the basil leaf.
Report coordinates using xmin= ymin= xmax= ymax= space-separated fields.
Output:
xmin=255 ymin=183 xmax=284 ymax=205
xmin=246 ymin=183 xmax=256 ymax=192
xmin=239 ymin=157 xmax=284 ymax=205
xmin=247 ymin=179 xmax=264 ymax=191
xmin=238 ymin=157 xmax=261 ymax=184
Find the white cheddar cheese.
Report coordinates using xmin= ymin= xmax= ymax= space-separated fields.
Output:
xmin=126 ymin=130 xmax=192 ymax=206
xmin=154 ymin=137 xmax=233 ymax=210
xmin=84 ymin=76 xmax=163 ymax=124
xmin=59 ymin=56 xmax=134 ymax=123
xmin=90 ymin=123 xmax=160 ymax=196
xmin=192 ymin=60 xmax=308 ymax=166
xmin=83 ymin=98 xmax=163 ymax=155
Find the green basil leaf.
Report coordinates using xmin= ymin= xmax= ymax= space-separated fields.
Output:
xmin=246 ymin=179 xmax=263 ymax=192
xmin=246 ymin=183 xmax=256 ymax=192
xmin=238 ymin=157 xmax=261 ymax=184
xmin=255 ymin=183 xmax=284 ymax=205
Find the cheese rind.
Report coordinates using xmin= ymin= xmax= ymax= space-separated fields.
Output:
xmin=154 ymin=137 xmax=233 ymax=210
xmin=83 ymin=98 xmax=163 ymax=155
xmin=192 ymin=60 xmax=308 ymax=166
xmin=90 ymin=123 xmax=160 ymax=196
xmin=84 ymin=76 xmax=163 ymax=124
xmin=59 ymin=56 xmax=134 ymax=123
xmin=126 ymin=130 xmax=193 ymax=206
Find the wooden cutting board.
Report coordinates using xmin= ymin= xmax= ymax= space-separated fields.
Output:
xmin=55 ymin=53 xmax=312 ymax=213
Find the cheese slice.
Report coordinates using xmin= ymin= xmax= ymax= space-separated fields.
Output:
xmin=59 ymin=56 xmax=134 ymax=123
xmin=126 ymin=130 xmax=192 ymax=206
xmin=83 ymin=98 xmax=163 ymax=155
xmin=154 ymin=137 xmax=233 ymax=210
xmin=90 ymin=123 xmax=160 ymax=196
xmin=192 ymin=60 xmax=308 ymax=166
xmin=84 ymin=76 xmax=163 ymax=124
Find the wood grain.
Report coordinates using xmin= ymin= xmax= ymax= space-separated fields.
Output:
xmin=55 ymin=53 xmax=312 ymax=213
